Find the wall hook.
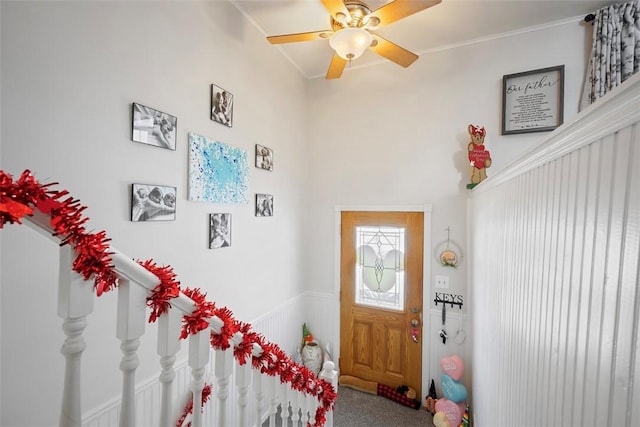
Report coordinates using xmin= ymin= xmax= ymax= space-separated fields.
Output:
xmin=434 ymin=292 xmax=463 ymax=309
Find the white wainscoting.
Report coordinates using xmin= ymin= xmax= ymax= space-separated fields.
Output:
xmin=469 ymin=73 xmax=640 ymax=427
xmin=300 ymin=292 xmax=340 ymax=364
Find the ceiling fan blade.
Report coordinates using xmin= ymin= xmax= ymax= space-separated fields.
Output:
xmin=368 ymin=0 xmax=441 ymax=27
xmin=369 ymin=34 xmax=418 ymax=67
xmin=267 ymin=30 xmax=333 ymax=44
xmin=321 ymin=0 xmax=350 ymax=21
xmin=326 ymin=53 xmax=347 ymax=79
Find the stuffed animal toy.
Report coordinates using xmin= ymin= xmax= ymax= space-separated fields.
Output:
xmin=467 ymin=124 xmax=492 ymax=188
xmin=396 ymin=384 xmax=417 ymax=400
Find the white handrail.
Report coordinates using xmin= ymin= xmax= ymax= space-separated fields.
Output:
xmin=11 ymin=192 xmax=336 ymax=427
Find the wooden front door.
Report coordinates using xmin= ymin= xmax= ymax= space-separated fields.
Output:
xmin=340 ymin=211 xmax=424 ymax=396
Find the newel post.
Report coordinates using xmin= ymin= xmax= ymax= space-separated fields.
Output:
xmin=58 ymin=245 xmax=95 ymax=427
xmin=319 ymin=361 xmax=338 ymax=427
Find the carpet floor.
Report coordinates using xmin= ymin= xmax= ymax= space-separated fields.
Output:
xmin=263 ymin=385 xmax=433 ymax=427
xmin=333 ymin=386 xmax=433 ymax=427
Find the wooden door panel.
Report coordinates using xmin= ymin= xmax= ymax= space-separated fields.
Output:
xmin=385 ymin=325 xmax=405 ymax=375
xmin=353 ymin=321 xmax=373 ymax=367
xmin=340 ymin=211 xmax=424 ymax=396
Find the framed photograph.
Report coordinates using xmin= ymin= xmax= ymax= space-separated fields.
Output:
xmin=209 ymin=213 xmax=231 ymax=249
xmin=255 ymin=194 xmax=273 ymax=217
xmin=501 ymin=65 xmax=564 ymax=135
xmin=131 ymin=183 xmax=176 ymax=222
xmin=132 ymin=103 xmax=177 ymax=150
xmin=211 ymin=83 xmax=233 ymax=127
xmin=255 ymin=144 xmax=273 ymax=171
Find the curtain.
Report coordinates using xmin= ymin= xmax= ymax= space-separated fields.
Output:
xmin=580 ymin=0 xmax=640 ymax=109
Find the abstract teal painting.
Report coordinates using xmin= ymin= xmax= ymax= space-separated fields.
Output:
xmin=188 ymin=133 xmax=249 ymax=203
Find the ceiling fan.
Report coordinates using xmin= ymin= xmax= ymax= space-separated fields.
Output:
xmin=266 ymin=0 xmax=442 ymax=79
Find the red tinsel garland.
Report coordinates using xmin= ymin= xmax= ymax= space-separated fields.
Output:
xmin=180 ymin=287 xmax=216 ymax=339
xmin=234 ymin=322 xmax=257 ymax=365
xmin=0 ymin=169 xmax=337 ymax=427
xmin=139 ymin=259 xmax=181 ymax=323
xmin=209 ymin=306 xmax=239 ymax=350
xmin=174 ymin=383 xmax=213 ymax=427
xmin=0 ymin=170 xmax=117 ymax=295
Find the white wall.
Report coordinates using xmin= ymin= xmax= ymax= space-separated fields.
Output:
xmin=305 ymin=18 xmax=593 ymax=397
xmin=0 ymin=1 xmax=309 ymax=425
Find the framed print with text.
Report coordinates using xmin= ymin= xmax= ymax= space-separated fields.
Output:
xmin=502 ymin=65 xmax=564 ymax=135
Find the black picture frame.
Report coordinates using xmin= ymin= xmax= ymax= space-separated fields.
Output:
xmin=209 ymin=213 xmax=231 ymax=249
xmin=131 ymin=103 xmax=177 ymax=150
xmin=131 ymin=183 xmax=176 ymax=222
xmin=501 ymin=65 xmax=564 ymax=135
xmin=255 ymin=144 xmax=273 ymax=171
xmin=255 ymin=194 xmax=273 ymax=217
xmin=211 ymin=83 xmax=233 ymax=127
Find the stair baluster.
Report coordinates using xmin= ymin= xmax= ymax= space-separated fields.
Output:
xmin=288 ymin=385 xmax=300 ymax=426
xmin=252 ymin=369 xmax=265 ymax=426
xmin=116 ymin=278 xmax=147 ymax=427
xmin=267 ymin=375 xmax=279 ymax=427
xmin=58 ymin=245 xmax=95 ymax=427
xmin=278 ymin=383 xmax=289 ymax=426
xmin=305 ymin=392 xmax=316 ymax=426
xmin=215 ymin=348 xmax=233 ymax=427
xmin=236 ymin=361 xmax=252 ymax=425
xmin=158 ymin=308 xmax=182 ymax=427
xmin=189 ymin=329 xmax=210 ymax=427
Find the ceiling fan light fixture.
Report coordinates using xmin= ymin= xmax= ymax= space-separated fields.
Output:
xmin=363 ymin=16 xmax=380 ymax=29
xmin=329 ymin=27 xmax=372 ymax=60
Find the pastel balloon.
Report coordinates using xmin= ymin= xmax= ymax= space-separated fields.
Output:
xmin=440 ymin=355 xmax=464 ymax=381
xmin=441 ymin=373 xmax=467 ymax=403
xmin=433 ymin=411 xmax=451 ymax=427
xmin=435 ymin=398 xmax=465 ymax=427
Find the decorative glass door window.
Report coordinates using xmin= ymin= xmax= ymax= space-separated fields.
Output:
xmin=355 ymin=225 xmax=405 ymax=311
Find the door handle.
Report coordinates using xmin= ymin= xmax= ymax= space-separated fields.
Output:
xmin=410 ymin=307 xmax=422 ymax=343
xmin=411 ymin=307 xmax=423 ymax=326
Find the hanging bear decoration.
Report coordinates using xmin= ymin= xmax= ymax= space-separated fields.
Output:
xmin=466 ymin=124 xmax=492 ymax=189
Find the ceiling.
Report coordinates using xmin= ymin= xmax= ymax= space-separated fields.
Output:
xmin=231 ymin=0 xmax=616 ymax=79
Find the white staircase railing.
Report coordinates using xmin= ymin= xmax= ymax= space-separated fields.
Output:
xmin=1 ymin=169 xmax=337 ymax=427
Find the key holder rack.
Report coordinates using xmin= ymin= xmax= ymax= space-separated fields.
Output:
xmin=434 ymin=292 xmax=463 ymax=309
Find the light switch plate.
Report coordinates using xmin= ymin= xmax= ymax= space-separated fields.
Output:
xmin=435 ymin=275 xmax=449 ymax=289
